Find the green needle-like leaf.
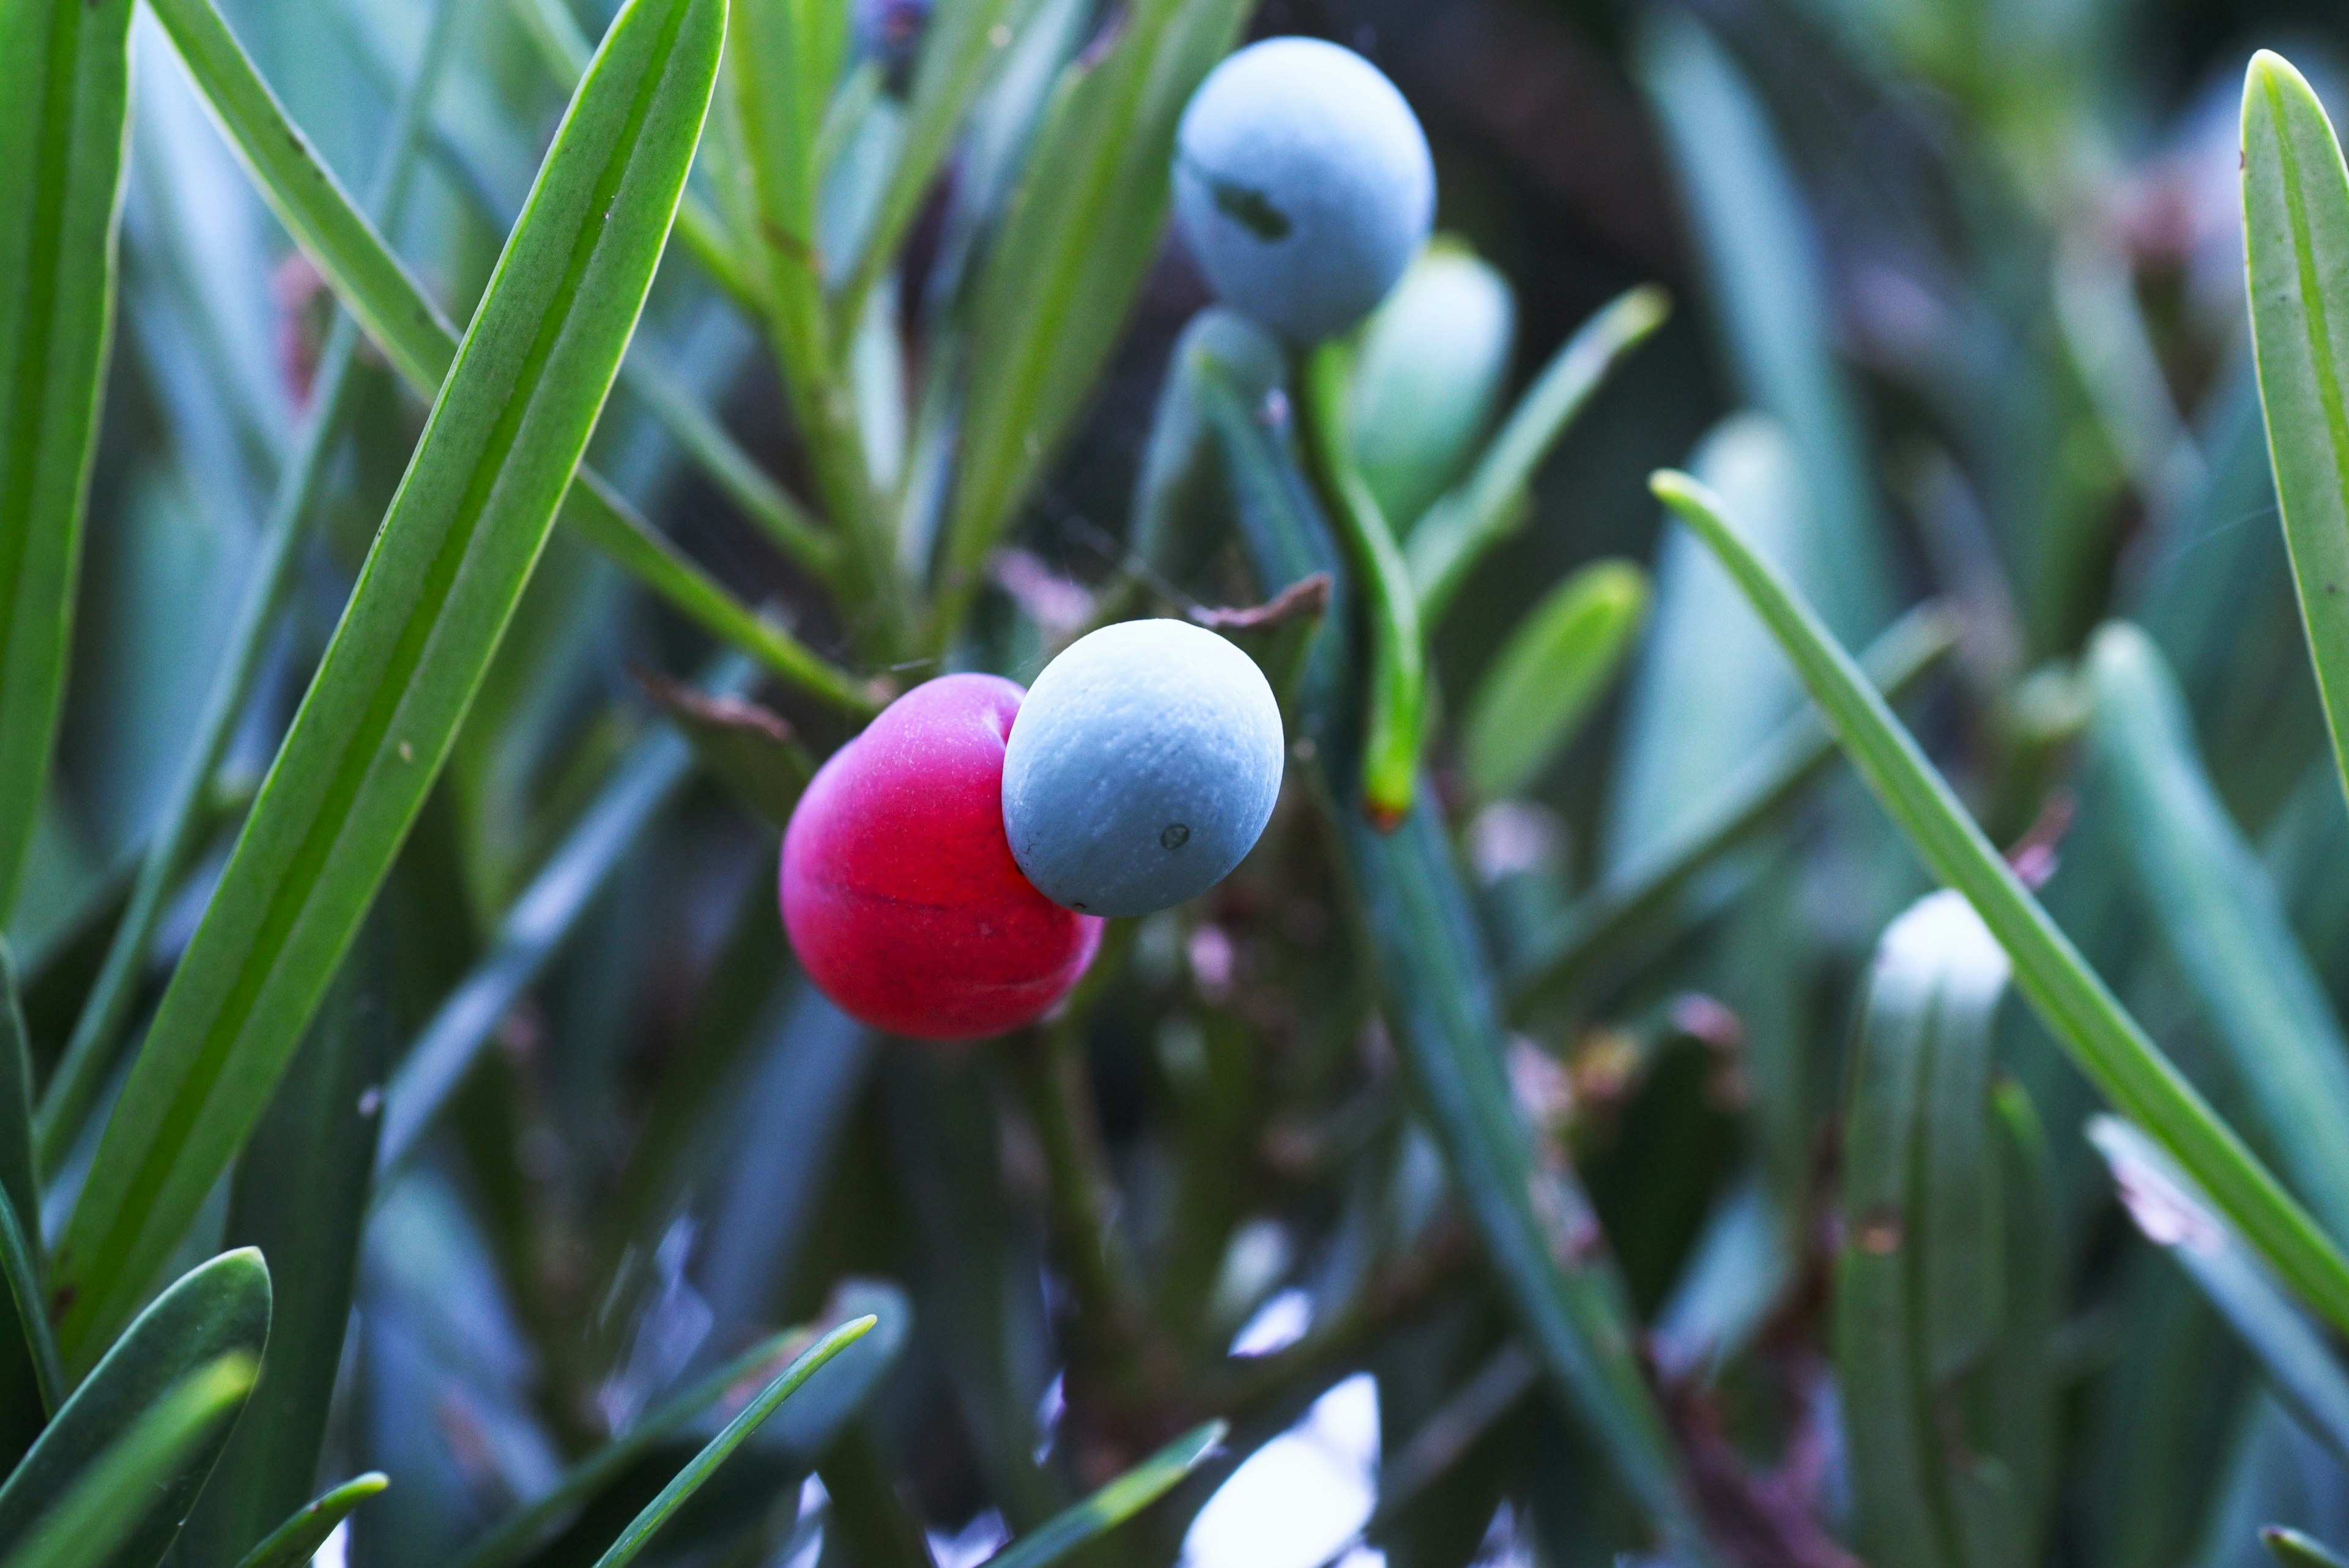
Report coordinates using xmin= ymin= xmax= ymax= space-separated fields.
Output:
xmin=0 ymin=0 xmax=134 ymax=919
xmin=584 ymin=1315 xmax=877 ymax=1568
xmin=2088 ymin=622 xmax=2349 ymax=1247
xmin=1462 ymin=560 xmax=1649 ymax=803
xmin=0 ymin=1354 xmax=256 ymax=1568
xmin=1406 ymin=284 xmax=1671 ymax=622
xmin=0 ymin=943 xmax=50 ymax=1422
xmin=1838 ymin=892 xmax=2022 ymax=1568
xmin=139 ymin=0 xmax=872 ymax=714
xmin=37 ymin=0 xmax=462 ymax=1184
xmin=1303 ymin=340 xmax=1426 ymax=830
xmin=0 ymin=1249 xmax=270 ymax=1562
xmin=2243 ymin=51 xmax=2349 ymax=813
xmin=2268 ymin=1527 xmax=2349 ymax=1568
xmin=1201 ymin=357 xmax=1712 ymax=1558
xmin=375 ymin=708 xmax=708 ymax=1181
xmin=834 ymin=0 xmax=1039 ymax=334
xmin=1508 ymin=604 xmax=1957 ymax=1011
xmin=451 ymin=1321 xmax=838 ymax=1568
xmin=2092 ymin=1116 xmax=2349 ymax=1465
xmin=227 ymin=1473 xmax=390 ymax=1568
xmin=52 ymin=0 xmax=727 ymax=1365
xmin=1651 ymin=467 xmax=2349 ymax=1339
xmin=981 ymin=1420 xmax=1225 ymax=1568
xmin=935 ymin=0 xmax=1248 ymax=637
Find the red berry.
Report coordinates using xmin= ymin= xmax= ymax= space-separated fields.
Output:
xmin=781 ymin=674 xmax=1103 ymax=1040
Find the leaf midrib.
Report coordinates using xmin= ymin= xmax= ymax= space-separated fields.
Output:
xmin=2268 ymin=68 xmax=2349 ymax=562
xmin=0 ymin=4 xmax=86 ymax=764
xmin=63 ymin=0 xmax=696 ymax=1329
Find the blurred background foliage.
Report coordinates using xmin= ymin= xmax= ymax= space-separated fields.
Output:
xmin=18 ymin=0 xmax=2349 ymax=1564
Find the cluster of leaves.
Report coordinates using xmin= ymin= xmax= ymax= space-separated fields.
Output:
xmin=12 ymin=0 xmax=2349 ymax=1566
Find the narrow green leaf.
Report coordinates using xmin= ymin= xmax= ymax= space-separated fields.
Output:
xmin=0 ymin=1354 xmax=256 ymax=1568
xmin=510 ymin=0 xmax=760 ymax=311
xmin=174 ymin=931 xmax=393 ymax=1568
xmin=2267 ymin=1526 xmax=2349 ymax=1568
xmin=37 ymin=0 xmax=462 ymax=1183
xmin=1461 ymin=560 xmax=1648 ymax=802
xmin=227 ymin=1473 xmax=390 ymax=1568
xmin=1302 ymin=340 xmax=1426 ymax=829
xmin=0 ymin=0 xmax=135 ymax=919
xmin=53 ymin=0 xmax=727 ymax=1365
xmin=2090 ymin=1115 xmax=2349 ymax=1465
xmin=729 ymin=0 xmax=904 ymax=641
xmin=1637 ymin=12 xmax=1889 ymax=644
xmin=0 ymin=1184 xmax=59 ymax=1424
xmin=139 ymin=0 xmax=872 ymax=713
xmin=450 ymin=1321 xmax=844 ymax=1568
xmin=2242 ymin=51 xmax=2349 ymax=813
xmin=0 ymin=1249 xmax=270 ymax=1562
xmin=981 ymin=1420 xmax=1226 ymax=1568
xmin=1836 ymin=892 xmax=2015 ymax=1568
xmin=936 ymin=0 xmax=1249 ymax=634
xmin=1650 ymin=466 xmax=2349 ymax=1338
xmin=1987 ymin=1081 xmax=2059 ymax=1545
xmin=376 ymin=711 xmax=704 ymax=1181
xmin=632 ymin=668 xmax=813 ymax=832
xmin=0 ymin=945 xmax=36 ymax=1262
xmin=1405 ymin=284 xmax=1670 ymax=622
xmin=616 ymin=349 xmax=836 ymax=574
xmin=1201 ymin=362 xmax=1712 ymax=1558
xmin=1130 ymin=307 xmax=1290 ymax=592
xmin=1349 ymin=240 xmax=1518 ymax=534
xmin=835 ymin=0 xmax=1039 ymax=332
xmin=815 ymin=1423 xmax=938 ymax=1568
xmin=1508 ymin=603 xmax=1958 ymax=1011
xmin=2087 ymin=620 xmax=2349 ymax=1246
xmin=585 ymin=1315 xmax=877 ymax=1568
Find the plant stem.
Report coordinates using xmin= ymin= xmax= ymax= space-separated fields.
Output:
xmin=1004 ymin=923 xmax=1163 ymax=1397
xmin=1299 ymin=340 xmax=1425 ymax=831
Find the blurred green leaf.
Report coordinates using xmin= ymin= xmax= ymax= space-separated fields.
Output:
xmin=631 ymin=669 xmax=813 ymax=833
xmin=226 ymin=1473 xmax=390 ymax=1568
xmin=377 ymin=708 xmax=705 ymax=1181
xmin=1652 ymin=466 xmax=2349 ymax=1339
xmin=1836 ymin=891 xmax=2022 ymax=1568
xmin=1201 ymin=357 xmax=1712 ymax=1559
xmin=982 ymin=1419 xmax=1226 ymax=1568
xmin=175 ymin=929 xmax=392 ymax=1568
xmin=139 ymin=0 xmax=874 ymax=713
xmin=582 ymin=1315 xmax=876 ymax=1568
xmin=52 ymin=0 xmax=726 ymax=1365
xmin=37 ymin=0 xmax=462 ymax=1186
xmin=1510 ymin=603 xmax=1957 ymax=1010
xmin=1462 ymin=560 xmax=1648 ymax=803
xmin=2088 ymin=622 xmax=2349 ymax=1247
xmin=1638 ymin=13 xmax=1889 ymax=645
xmin=2243 ymin=51 xmax=2349 ymax=816
xmin=1130 ymin=308 xmax=1290 ymax=593
xmin=2267 ymin=1527 xmax=2349 ymax=1568
xmin=1406 ymin=284 xmax=1669 ymax=623
xmin=0 ymin=1353 xmax=256 ymax=1568
xmin=0 ymin=0 xmax=135 ymax=920
xmin=0 ymin=942 xmax=51 ymax=1426
xmin=2091 ymin=1115 xmax=2349 ymax=1465
xmin=1349 ymin=240 xmax=1516 ymax=534
xmin=0 ymin=1249 xmax=269 ymax=1564
xmin=937 ymin=0 xmax=1249 ymax=634
xmin=835 ymin=0 xmax=1039 ymax=333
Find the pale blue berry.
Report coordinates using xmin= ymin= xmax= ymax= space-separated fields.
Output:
xmin=1002 ymin=620 xmax=1285 ymax=918
xmin=1173 ymin=38 xmax=1436 ymax=345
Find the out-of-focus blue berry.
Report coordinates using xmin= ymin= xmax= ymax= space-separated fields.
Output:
xmin=1173 ymin=37 xmax=1435 ymax=345
xmin=1002 ymin=620 xmax=1285 ymax=918
xmin=855 ymin=0 xmax=930 ymax=73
